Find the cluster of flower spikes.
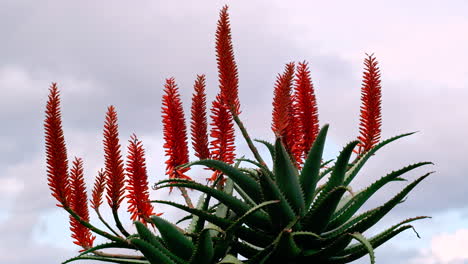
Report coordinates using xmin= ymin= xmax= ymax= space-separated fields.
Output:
xmin=271 ymin=55 xmax=382 ymax=167
xmin=44 ymin=84 xmax=161 ymax=250
xmin=161 ymin=5 xmax=240 ymax=186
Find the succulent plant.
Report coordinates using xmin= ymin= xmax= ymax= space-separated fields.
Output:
xmin=44 ymin=5 xmax=432 ymax=264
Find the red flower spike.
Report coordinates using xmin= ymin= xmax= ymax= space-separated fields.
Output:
xmin=161 ymin=78 xmax=191 ymax=181
xmin=216 ymin=5 xmax=241 ymax=115
xmin=69 ymin=157 xmax=95 ymax=250
xmin=126 ymin=134 xmax=158 ymax=223
xmin=103 ymin=106 xmax=126 ymax=210
xmin=357 ymin=54 xmax=382 ymax=155
xmin=294 ymin=61 xmax=319 ymax=160
xmin=209 ymin=93 xmax=236 ymax=182
xmin=90 ymin=169 xmax=106 ymax=210
xmin=271 ymin=63 xmax=296 ymax=150
xmin=191 ymin=75 xmax=211 ymax=160
xmin=44 ymin=83 xmax=71 ymax=208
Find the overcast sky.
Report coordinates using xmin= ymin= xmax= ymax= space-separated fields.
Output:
xmin=1 ymin=0 xmax=468 ymax=263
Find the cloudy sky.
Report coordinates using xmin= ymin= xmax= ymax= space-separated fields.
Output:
xmin=1 ymin=0 xmax=467 ymax=263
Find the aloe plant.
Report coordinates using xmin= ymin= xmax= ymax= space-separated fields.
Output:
xmin=44 ymin=5 xmax=431 ymax=264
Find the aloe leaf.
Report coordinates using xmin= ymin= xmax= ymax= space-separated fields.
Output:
xmin=231 ymin=241 xmax=261 ymax=258
xmin=328 ymin=220 xmax=426 ymax=263
xmin=323 ymin=173 xmax=431 ymax=240
xmin=258 ymin=172 xmax=296 ymax=230
xmin=63 ymin=255 xmax=150 ymax=264
xmin=151 ymin=200 xmax=272 ymax=247
xmin=300 ymin=124 xmax=329 ymax=208
xmin=328 ymin=161 xmax=432 ymax=229
xmin=254 ymin=139 xmax=275 ymax=162
xmin=225 ymin=200 xmax=279 ymax=234
xmin=301 ymin=186 xmax=348 ymax=233
xmin=273 ymin=231 xmax=301 ymax=259
xmin=219 ymin=254 xmax=245 ymax=264
xmin=179 ymin=159 xmax=261 ymax=202
xmin=130 ymin=238 xmax=176 ymax=264
xmin=189 ymin=229 xmax=214 ymax=264
xmin=321 ymin=159 xmax=334 ymax=168
xmin=341 ymin=216 xmax=429 ymax=255
xmin=344 ymin=132 xmax=415 ymax=186
xmin=150 ymin=215 xmax=195 ymax=261
xmin=134 ymin=221 xmax=186 ymax=264
xmin=348 ymin=232 xmax=375 ymax=264
xmin=155 ymin=180 xmax=271 ymax=230
xmin=69 ymin=242 xmax=133 ymax=259
xmin=273 ymin=137 xmax=305 ymax=215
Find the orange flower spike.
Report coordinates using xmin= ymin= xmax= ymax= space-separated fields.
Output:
xmin=216 ymin=5 xmax=241 ymax=115
xmin=90 ymin=169 xmax=106 ymax=210
xmin=103 ymin=106 xmax=126 ymax=210
xmin=44 ymin=83 xmax=71 ymax=208
xmin=191 ymin=75 xmax=211 ymax=160
xmin=69 ymin=157 xmax=95 ymax=250
xmin=126 ymin=134 xmax=157 ymax=223
xmin=357 ymin=54 xmax=382 ymax=155
xmin=294 ymin=61 xmax=319 ymax=159
xmin=272 ymin=63 xmax=296 ymax=146
xmin=208 ymin=93 xmax=236 ymax=182
xmin=161 ymin=78 xmax=191 ymax=181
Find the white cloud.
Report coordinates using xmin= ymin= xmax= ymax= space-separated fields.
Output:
xmin=410 ymin=229 xmax=468 ymax=264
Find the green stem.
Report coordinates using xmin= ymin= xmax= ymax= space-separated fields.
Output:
xmin=95 ymin=208 xmax=121 ymax=238
xmin=231 ymin=112 xmax=266 ymax=166
xmin=178 ymin=187 xmax=194 ymax=208
xmin=64 ymin=206 xmax=126 ymax=243
xmin=112 ymin=208 xmax=131 ymax=237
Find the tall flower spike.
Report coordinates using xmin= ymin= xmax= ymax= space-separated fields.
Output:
xmin=216 ymin=5 xmax=240 ymax=115
xmin=294 ymin=61 xmax=319 ymax=160
xmin=357 ymin=54 xmax=382 ymax=154
xmin=90 ymin=169 xmax=106 ymax=210
xmin=126 ymin=134 xmax=158 ymax=223
xmin=271 ymin=63 xmax=296 ymax=148
xmin=103 ymin=106 xmax=126 ymax=210
xmin=162 ymin=78 xmax=191 ymax=181
xmin=191 ymin=75 xmax=211 ymax=160
xmin=44 ymin=83 xmax=70 ymax=208
xmin=209 ymin=93 xmax=236 ymax=182
xmin=69 ymin=157 xmax=95 ymax=250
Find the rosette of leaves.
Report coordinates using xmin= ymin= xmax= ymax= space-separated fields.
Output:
xmin=151 ymin=124 xmax=432 ymax=264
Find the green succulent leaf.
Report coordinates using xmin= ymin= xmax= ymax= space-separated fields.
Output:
xmin=189 ymin=229 xmax=214 ymax=264
xmin=179 ymin=159 xmax=262 ymax=202
xmin=302 ymin=186 xmax=349 ymax=233
xmin=130 ymin=238 xmax=176 ymax=264
xmin=328 ymin=161 xmax=433 ymax=229
xmin=258 ymin=171 xmax=296 ymax=230
xmin=63 ymin=255 xmax=150 ymax=264
xmin=344 ymin=132 xmax=416 ymax=186
xmin=134 ymin=221 xmax=186 ymax=264
xmin=218 ymin=254 xmax=245 ymax=264
xmin=348 ymin=232 xmax=375 ymax=264
xmin=150 ymin=215 xmax=195 ymax=261
xmin=254 ymin=139 xmax=276 ymax=163
xmin=273 ymin=137 xmax=306 ymax=215
xmin=155 ymin=180 xmax=272 ymax=230
xmin=300 ymin=124 xmax=329 ymax=208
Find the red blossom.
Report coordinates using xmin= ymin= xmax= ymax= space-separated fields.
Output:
xmin=126 ymin=134 xmax=158 ymax=223
xmin=44 ymin=83 xmax=70 ymax=208
xmin=357 ymin=54 xmax=382 ymax=154
xmin=271 ymin=63 xmax=296 ymax=153
xmin=216 ymin=5 xmax=240 ymax=115
xmin=161 ymin=78 xmax=191 ymax=181
xmin=294 ymin=61 xmax=319 ymax=160
xmin=90 ymin=169 xmax=106 ymax=210
xmin=190 ymin=75 xmax=211 ymax=160
xmin=208 ymin=93 xmax=236 ymax=182
xmin=69 ymin=157 xmax=95 ymax=250
xmin=103 ymin=106 xmax=126 ymax=210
